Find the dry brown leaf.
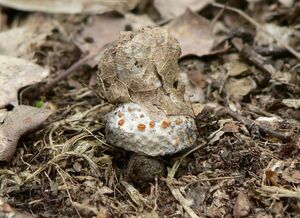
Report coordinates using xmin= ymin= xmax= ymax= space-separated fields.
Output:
xmin=98 ymin=27 xmax=193 ymax=116
xmin=282 ymin=99 xmax=300 ymax=109
xmin=254 ymin=23 xmax=300 ymax=49
xmin=121 ymin=180 xmax=150 ymax=206
xmin=233 ymin=192 xmax=251 ymax=218
xmin=178 ymin=71 xmax=205 ymax=103
xmin=167 ymin=9 xmax=214 ymax=57
xmin=0 ymin=15 xmax=55 ymax=59
xmin=279 ymin=0 xmax=294 ymax=7
xmin=276 ymin=159 xmax=300 ymax=184
xmin=222 ymin=122 xmax=240 ymax=133
xmin=0 ymin=105 xmax=53 ymax=161
xmin=255 ymin=117 xmax=282 ymax=130
xmin=191 ymin=103 xmax=206 ymax=116
xmin=77 ymin=13 xmax=155 ymax=67
xmin=77 ymin=13 xmax=128 ymax=67
xmin=0 ymin=55 xmax=49 ymax=108
xmin=226 ymin=77 xmax=257 ymax=101
xmin=124 ymin=13 xmax=155 ymax=31
xmin=0 ymin=0 xmax=140 ymax=14
xmin=154 ymin=0 xmax=212 ymax=20
xmin=225 ymin=61 xmax=248 ymax=77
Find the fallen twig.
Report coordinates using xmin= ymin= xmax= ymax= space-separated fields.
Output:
xmin=254 ymin=46 xmax=300 ymax=58
xmin=231 ymin=38 xmax=276 ymax=76
xmin=42 ymin=45 xmax=105 ymax=93
xmin=227 ymin=108 xmax=292 ymax=142
xmin=21 ymin=45 xmax=105 ymax=102
xmin=259 ymin=185 xmax=300 ymax=200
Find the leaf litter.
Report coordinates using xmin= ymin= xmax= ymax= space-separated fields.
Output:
xmin=0 ymin=1 xmax=300 ymax=217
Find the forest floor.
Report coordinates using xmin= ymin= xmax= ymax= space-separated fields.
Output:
xmin=0 ymin=0 xmax=299 ymax=217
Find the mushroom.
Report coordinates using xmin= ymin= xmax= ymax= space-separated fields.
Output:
xmin=98 ymin=27 xmax=198 ymax=187
xmin=105 ymin=102 xmax=197 ymax=156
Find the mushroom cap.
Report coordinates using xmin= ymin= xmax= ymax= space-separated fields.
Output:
xmin=105 ymin=102 xmax=197 ymax=156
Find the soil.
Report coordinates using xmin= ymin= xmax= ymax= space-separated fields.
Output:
xmin=0 ymin=1 xmax=300 ymax=217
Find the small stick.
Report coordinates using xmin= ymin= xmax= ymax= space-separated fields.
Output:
xmin=231 ymin=39 xmax=276 ymax=76
xmin=227 ymin=108 xmax=292 ymax=142
xmin=254 ymin=46 xmax=298 ymax=58
xmin=42 ymin=45 xmax=104 ymax=93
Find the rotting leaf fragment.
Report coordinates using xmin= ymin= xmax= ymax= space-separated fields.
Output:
xmin=0 ymin=105 xmax=53 ymax=161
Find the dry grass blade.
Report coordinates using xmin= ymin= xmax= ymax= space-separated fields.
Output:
xmin=25 ymin=151 xmax=101 ymax=182
xmin=121 ymin=181 xmax=148 ymax=207
xmin=259 ymin=185 xmax=300 ymax=200
xmin=167 ymin=160 xmax=200 ymax=218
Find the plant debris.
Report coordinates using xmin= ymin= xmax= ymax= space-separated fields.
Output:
xmin=0 ymin=1 xmax=300 ymax=217
xmin=0 ymin=105 xmax=53 ymax=161
xmin=0 ymin=0 xmax=140 ymax=14
xmin=0 ymin=55 xmax=49 ymax=107
xmin=167 ymin=9 xmax=214 ymax=57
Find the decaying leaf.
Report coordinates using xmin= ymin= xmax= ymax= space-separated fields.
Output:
xmin=255 ymin=23 xmax=300 ymax=49
xmin=77 ymin=12 xmax=155 ymax=67
xmin=255 ymin=117 xmax=282 ymax=130
xmin=222 ymin=122 xmax=240 ymax=133
xmin=98 ymin=27 xmax=193 ymax=116
xmin=0 ymin=55 xmax=49 ymax=108
xmin=191 ymin=103 xmax=206 ymax=116
xmin=226 ymin=77 xmax=257 ymax=101
xmin=0 ymin=15 xmax=55 ymax=59
xmin=154 ymin=0 xmax=212 ymax=20
xmin=279 ymin=0 xmax=294 ymax=7
xmin=233 ymin=192 xmax=251 ymax=218
xmin=121 ymin=180 xmax=150 ymax=206
xmin=167 ymin=9 xmax=214 ymax=57
xmin=178 ymin=71 xmax=205 ymax=103
xmin=124 ymin=13 xmax=155 ymax=30
xmin=76 ymin=13 xmax=128 ymax=67
xmin=0 ymin=105 xmax=53 ymax=161
xmin=282 ymin=99 xmax=300 ymax=109
xmin=0 ymin=0 xmax=140 ymax=14
xmin=265 ymin=159 xmax=300 ymax=185
xmin=225 ymin=61 xmax=248 ymax=77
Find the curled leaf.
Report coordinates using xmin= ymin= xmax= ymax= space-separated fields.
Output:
xmin=98 ymin=27 xmax=193 ymax=116
xmin=0 ymin=105 xmax=53 ymax=161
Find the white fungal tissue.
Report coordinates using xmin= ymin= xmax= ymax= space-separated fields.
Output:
xmin=105 ymin=102 xmax=197 ymax=156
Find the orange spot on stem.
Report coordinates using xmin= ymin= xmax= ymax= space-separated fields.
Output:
xmin=137 ymin=123 xmax=146 ymax=131
xmin=162 ymin=120 xmax=170 ymax=128
xmin=149 ymin=120 xmax=155 ymax=128
xmin=118 ymin=119 xmax=125 ymax=126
